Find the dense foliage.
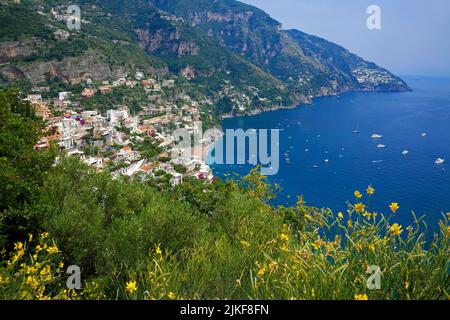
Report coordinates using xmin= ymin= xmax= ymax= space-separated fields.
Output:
xmin=0 ymin=90 xmax=448 ymax=300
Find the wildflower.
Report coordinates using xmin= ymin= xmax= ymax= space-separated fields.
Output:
xmin=280 ymin=233 xmax=289 ymax=242
xmin=390 ymin=223 xmax=403 ymax=237
xmin=354 ymin=191 xmax=362 ymax=199
xmin=240 ymin=240 xmax=250 ymax=249
xmin=368 ymin=243 xmax=376 ymax=252
xmin=347 ymin=220 xmax=353 ymax=229
xmin=337 ymin=212 xmax=344 ymax=220
xmin=257 ymin=266 xmax=267 ymax=277
xmin=405 ymin=282 xmax=410 ymax=290
xmin=354 ymin=203 xmax=366 ymax=214
xmin=0 ymin=275 xmax=9 ymax=284
xmin=354 ymin=294 xmax=368 ymax=300
xmin=125 ymin=280 xmax=137 ymax=294
xmin=58 ymin=262 xmax=64 ymax=270
xmin=40 ymin=232 xmax=49 ymax=239
xmin=363 ymin=211 xmax=371 ymax=220
xmin=155 ymin=246 xmax=162 ymax=255
xmin=47 ymin=245 xmax=59 ymax=255
xmin=28 ymin=234 xmax=33 ymax=242
xmin=389 ymin=203 xmax=400 ymax=214
xmin=26 ymin=276 xmax=39 ymax=289
xmin=235 ymin=279 xmax=241 ymax=287
xmin=14 ymin=242 xmax=24 ymax=251
xmin=167 ymin=292 xmax=176 ymax=300
xmin=366 ymin=186 xmax=375 ymax=196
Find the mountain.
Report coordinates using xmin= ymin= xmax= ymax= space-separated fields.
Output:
xmin=0 ymin=0 xmax=409 ymax=117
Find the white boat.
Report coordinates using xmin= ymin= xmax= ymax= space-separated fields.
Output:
xmin=372 ymin=134 xmax=383 ymax=139
xmin=435 ymin=158 xmax=445 ymax=165
xmin=325 ymin=159 xmax=329 ymax=163
xmin=305 ymin=149 xmax=309 ymax=152
xmin=421 ymin=133 xmax=427 ymax=137
xmin=377 ymin=144 xmax=386 ymax=149
xmin=402 ymin=150 xmax=409 ymax=155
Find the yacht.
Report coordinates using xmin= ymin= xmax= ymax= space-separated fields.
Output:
xmin=435 ymin=158 xmax=445 ymax=165
xmin=377 ymin=144 xmax=386 ymax=149
xmin=402 ymin=150 xmax=409 ymax=155
xmin=372 ymin=134 xmax=383 ymax=139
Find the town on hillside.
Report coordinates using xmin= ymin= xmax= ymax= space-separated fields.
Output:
xmin=28 ymin=71 xmax=215 ymax=186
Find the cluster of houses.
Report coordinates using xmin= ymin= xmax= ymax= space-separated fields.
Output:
xmin=27 ymin=71 xmax=215 ymax=186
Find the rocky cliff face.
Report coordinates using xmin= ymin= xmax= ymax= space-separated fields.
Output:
xmin=135 ymin=27 xmax=199 ymax=56
xmin=148 ymin=0 xmax=410 ymax=96
xmin=0 ymin=0 xmax=409 ymax=113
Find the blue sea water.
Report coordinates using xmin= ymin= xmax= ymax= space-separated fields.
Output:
xmin=211 ymin=76 xmax=450 ymax=229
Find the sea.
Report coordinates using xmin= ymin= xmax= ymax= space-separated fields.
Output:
xmin=210 ymin=76 xmax=450 ymax=230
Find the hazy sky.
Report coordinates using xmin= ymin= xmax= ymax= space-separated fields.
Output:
xmin=241 ymin=0 xmax=450 ymax=76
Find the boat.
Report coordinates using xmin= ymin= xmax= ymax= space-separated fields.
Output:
xmin=402 ymin=150 xmax=409 ymax=155
xmin=313 ymin=165 xmax=319 ymax=169
xmin=325 ymin=159 xmax=329 ymax=163
xmin=353 ymin=130 xmax=360 ymax=134
xmin=421 ymin=133 xmax=427 ymax=137
xmin=372 ymin=160 xmax=384 ymax=163
xmin=305 ymin=149 xmax=309 ymax=152
xmin=435 ymin=158 xmax=445 ymax=165
xmin=371 ymin=134 xmax=383 ymax=139
xmin=377 ymin=144 xmax=386 ymax=149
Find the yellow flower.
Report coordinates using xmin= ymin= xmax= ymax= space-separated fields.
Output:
xmin=354 ymin=191 xmax=363 ymax=199
xmin=389 ymin=202 xmax=400 ymax=214
xmin=155 ymin=246 xmax=162 ymax=255
xmin=240 ymin=240 xmax=250 ymax=249
xmin=354 ymin=203 xmax=366 ymax=214
xmin=40 ymin=232 xmax=49 ymax=239
xmin=363 ymin=211 xmax=371 ymax=220
xmin=368 ymin=243 xmax=376 ymax=251
xmin=167 ymin=292 xmax=176 ymax=300
xmin=366 ymin=186 xmax=375 ymax=196
xmin=28 ymin=234 xmax=33 ymax=242
xmin=235 ymin=279 xmax=241 ymax=287
xmin=347 ymin=220 xmax=353 ymax=229
xmin=47 ymin=245 xmax=59 ymax=255
xmin=337 ymin=212 xmax=344 ymax=220
xmin=354 ymin=294 xmax=368 ymax=300
xmin=280 ymin=233 xmax=289 ymax=242
xmin=14 ymin=242 xmax=24 ymax=251
xmin=390 ymin=223 xmax=403 ymax=237
xmin=125 ymin=280 xmax=137 ymax=294
xmin=257 ymin=266 xmax=267 ymax=277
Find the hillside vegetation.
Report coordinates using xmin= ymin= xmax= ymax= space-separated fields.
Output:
xmin=1 ymin=0 xmax=409 ymax=119
xmin=0 ymin=90 xmax=448 ymax=300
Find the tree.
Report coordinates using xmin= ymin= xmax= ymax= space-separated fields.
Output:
xmin=0 ymin=89 xmax=56 ymax=247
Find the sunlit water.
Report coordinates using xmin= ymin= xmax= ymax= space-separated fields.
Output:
xmin=210 ymin=76 xmax=450 ymax=230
